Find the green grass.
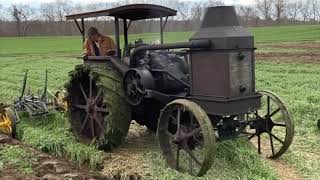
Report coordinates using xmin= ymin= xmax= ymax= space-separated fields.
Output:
xmin=16 ymin=113 xmax=105 ymax=170
xmin=148 ymin=140 xmax=278 ymax=180
xmin=1 ymin=24 xmax=320 ymax=179
xmin=0 ymin=24 xmax=318 ymax=56
xmin=0 ymin=145 xmax=37 ymax=174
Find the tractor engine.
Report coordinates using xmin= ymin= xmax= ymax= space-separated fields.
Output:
xmin=124 ymin=49 xmax=189 ymax=106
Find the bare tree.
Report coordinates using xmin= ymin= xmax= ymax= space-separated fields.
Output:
xmin=255 ymin=0 xmax=274 ymax=20
xmin=274 ymin=0 xmax=285 ymax=23
xmin=207 ymin=0 xmax=225 ymax=6
xmin=300 ymin=0 xmax=311 ymax=22
xmin=8 ymin=4 xmax=34 ymax=36
xmin=54 ymin=0 xmax=72 ymax=33
xmin=0 ymin=4 xmax=3 ymax=21
xmin=238 ymin=5 xmax=256 ymax=25
xmin=40 ymin=2 xmax=56 ymax=23
xmin=309 ymin=0 xmax=319 ymax=23
xmin=286 ymin=0 xmax=301 ymax=21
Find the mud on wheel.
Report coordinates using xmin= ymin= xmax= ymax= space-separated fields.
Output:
xmin=246 ymin=91 xmax=294 ymax=158
xmin=157 ymin=99 xmax=216 ymax=176
xmin=65 ymin=62 xmax=131 ymax=150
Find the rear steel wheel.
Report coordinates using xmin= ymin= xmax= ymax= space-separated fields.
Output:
xmin=157 ymin=99 xmax=216 ymax=176
xmin=247 ymin=91 xmax=294 ymax=158
xmin=65 ymin=63 xmax=131 ymax=150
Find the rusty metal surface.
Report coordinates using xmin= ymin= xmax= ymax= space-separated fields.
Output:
xmin=66 ymin=4 xmax=177 ymax=20
xmin=187 ymin=6 xmax=257 ymax=114
xmin=186 ymin=94 xmax=262 ymax=116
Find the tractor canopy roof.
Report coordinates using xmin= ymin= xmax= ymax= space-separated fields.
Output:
xmin=66 ymin=4 xmax=177 ymax=21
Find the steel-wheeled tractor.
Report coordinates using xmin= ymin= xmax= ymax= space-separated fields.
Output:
xmin=65 ymin=4 xmax=295 ymax=176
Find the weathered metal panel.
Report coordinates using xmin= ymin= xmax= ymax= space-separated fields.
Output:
xmin=229 ymin=51 xmax=253 ymax=97
xmin=190 ymin=51 xmax=230 ymax=97
xmin=187 ymin=94 xmax=262 ymax=116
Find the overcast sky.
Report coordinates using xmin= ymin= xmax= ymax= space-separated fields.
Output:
xmin=0 ymin=0 xmax=255 ymax=7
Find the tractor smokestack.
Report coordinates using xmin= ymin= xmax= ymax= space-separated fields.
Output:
xmin=201 ymin=6 xmax=240 ymax=28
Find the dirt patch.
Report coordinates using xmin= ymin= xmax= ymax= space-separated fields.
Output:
xmin=102 ymin=121 xmax=156 ymax=179
xmin=261 ymin=42 xmax=320 ymax=50
xmin=256 ymin=51 xmax=320 ymax=63
xmin=250 ymin=138 xmax=304 ymax=180
xmin=268 ymin=159 xmax=303 ymax=180
xmin=256 ymin=42 xmax=320 ymax=64
xmin=0 ymin=134 xmax=109 ymax=180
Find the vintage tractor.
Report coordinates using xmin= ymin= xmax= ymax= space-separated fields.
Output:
xmin=65 ymin=4 xmax=295 ymax=176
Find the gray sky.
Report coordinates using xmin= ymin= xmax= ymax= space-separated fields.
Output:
xmin=0 ymin=0 xmax=255 ymax=7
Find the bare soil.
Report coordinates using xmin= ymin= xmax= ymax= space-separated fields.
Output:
xmin=0 ymin=134 xmax=109 ymax=180
xmin=256 ymin=42 xmax=320 ymax=64
xmin=102 ymin=121 xmax=156 ymax=179
xmin=250 ymin=137 xmax=304 ymax=180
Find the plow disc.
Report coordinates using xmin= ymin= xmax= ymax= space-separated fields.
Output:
xmin=65 ymin=63 xmax=131 ymax=150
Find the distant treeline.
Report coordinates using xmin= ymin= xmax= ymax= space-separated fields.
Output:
xmin=0 ymin=0 xmax=319 ymax=37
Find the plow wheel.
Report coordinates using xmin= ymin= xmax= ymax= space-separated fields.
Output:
xmin=157 ymin=99 xmax=216 ymax=176
xmin=65 ymin=63 xmax=131 ymax=150
xmin=247 ymin=91 xmax=294 ymax=158
xmin=0 ymin=104 xmax=17 ymax=137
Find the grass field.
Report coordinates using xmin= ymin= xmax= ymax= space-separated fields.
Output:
xmin=0 ymin=24 xmax=320 ymax=179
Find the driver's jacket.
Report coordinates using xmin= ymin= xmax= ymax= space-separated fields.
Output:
xmin=83 ymin=34 xmax=116 ymax=56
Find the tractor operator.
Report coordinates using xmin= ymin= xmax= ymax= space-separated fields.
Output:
xmin=83 ymin=27 xmax=116 ymax=58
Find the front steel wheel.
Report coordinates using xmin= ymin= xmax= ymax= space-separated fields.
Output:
xmin=247 ymin=91 xmax=294 ymax=158
xmin=157 ymin=99 xmax=216 ymax=176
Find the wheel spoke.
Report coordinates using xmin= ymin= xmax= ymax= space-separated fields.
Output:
xmin=176 ymin=108 xmax=181 ymax=133
xmin=94 ymin=89 xmax=103 ymax=102
xmin=267 ymin=96 xmax=270 ymax=116
xmin=89 ymin=116 xmax=95 ymax=138
xmin=89 ymin=76 xmax=93 ymax=98
xmin=176 ymin=146 xmax=180 ymax=170
xmin=183 ymin=127 xmax=201 ymax=140
xmin=269 ymin=132 xmax=284 ymax=144
xmin=184 ymin=147 xmax=202 ymax=166
xmin=268 ymin=132 xmax=275 ymax=156
xmin=248 ymin=133 xmax=256 ymax=140
xmin=79 ymin=83 xmax=88 ymax=101
xmin=269 ymin=108 xmax=281 ymax=118
xmin=92 ymin=115 xmax=105 ymax=135
xmin=189 ymin=112 xmax=194 ymax=126
xmin=273 ymin=122 xmax=286 ymax=127
xmin=95 ymin=107 xmax=109 ymax=114
xmin=72 ymin=104 xmax=87 ymax=110
xmin=258 ymin=134 xmax=261 ymax=154
xmin=80 ymin=114 xmax=89 ymax=133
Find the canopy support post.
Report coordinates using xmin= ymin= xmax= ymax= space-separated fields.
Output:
xmin=160 ymin=16 xmax=168 ymax=44
xmin=74 ymin=18 xmax=85 ymax=43
xmin=160 ymin=17 xmax=163 ymax=44
xmin=81 ymin=18 xmax=85 ymax=43
xmin=123 ymin=19 xmax=128 ymax=46
xmin=115 ymin=17 xmax=121 ymax=58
